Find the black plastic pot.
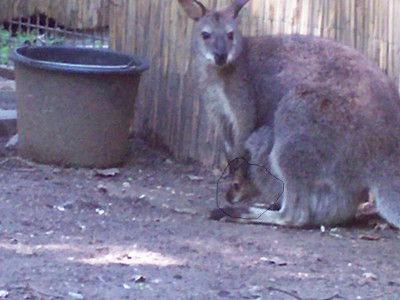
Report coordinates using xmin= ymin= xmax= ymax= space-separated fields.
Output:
xmin=10 ymin=46 xmax=149 ymax=168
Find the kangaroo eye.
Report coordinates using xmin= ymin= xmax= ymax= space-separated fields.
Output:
xmin=227 ymin=31 xmax=234 ymax=40
xmin=233 ymin=182 xmax=240 ymax=192
xmin=201 ymin=32 xmax=211 ymax=40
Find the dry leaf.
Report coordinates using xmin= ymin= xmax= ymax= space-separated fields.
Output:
xmin=97 ymin=184 xmax=108 ymax=193
xmin=95 ymin=168 xmax=120 ymax=177
xmin=132 ymin=275 xmax=146 ymax=283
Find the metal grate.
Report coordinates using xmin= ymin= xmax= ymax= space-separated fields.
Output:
xmin=0 ymin=14 xmax=109 ymax=66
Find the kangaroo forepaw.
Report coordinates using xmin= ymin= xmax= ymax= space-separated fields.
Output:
xmin=209 ymin=206 xmax=269 ymax=224
xmin=209 ymin=206 xmax=253 ymax=222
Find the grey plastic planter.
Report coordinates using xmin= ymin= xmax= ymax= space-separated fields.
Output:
xmin=10 ymin=46 xmax=149 ymax=168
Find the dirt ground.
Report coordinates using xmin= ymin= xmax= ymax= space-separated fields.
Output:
xmin=1 ymin=77 xmax=400 ymax=300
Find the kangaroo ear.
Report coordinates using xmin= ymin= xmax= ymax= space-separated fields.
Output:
xmin=178 ymin=0 xmax=208 ymax=21
xmin=225 ymin=0 xmax=250 ymax=18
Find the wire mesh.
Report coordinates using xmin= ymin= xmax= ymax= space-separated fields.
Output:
xmin=0 ymin=13 xmax=109 ymax=66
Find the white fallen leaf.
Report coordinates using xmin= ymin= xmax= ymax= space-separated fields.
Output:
xmin=68 ymin=291 xmax=84 ymax=299
xmin=164 ymin=159 xmax=173 ymax=165
xmin=56 ymin=206 xmax=66 ymax=212
xmin=329 ymin=232 xmax=343 ymax=238
xmin=188 ymin=175 xmax=204 ymax=181
xmin=122 ymin=283 xmax=131 ymax=289
xmin=0 ymin=290 xmax=9 ymax=298
xmin=172 ymin=207 xmax=197 ymax=215
xmin=95 ymin=208 xmax=105 ymax=215
xmin=58 ymin=201 xmax=73 ymax=210
xmin=5 ymin=134 xmax=18 ymax=149
xmin=239 ymin=286 xmax=261 ymax=299
xmin=212 ymin=168 xmax=221 ymax=177
xmin=260 ymin=256 xmax=287 ymax=266
xmin=95 ymin=168 xmax=120 ymax=177
xmin=77 ymin=222 xmax=86 ymax=231
xmin=122 ymin=182 xmax=131 ymax=188
xmin=363 ymin=272 xmax=377 ymax=280
xmin=52 ymin=167 xmax=62 ymax=174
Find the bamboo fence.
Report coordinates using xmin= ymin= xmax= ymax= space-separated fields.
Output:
xmin=110 ymin=0 xmax=400 ymax=167
xmin=0 ymin=0 xmax=109 ymax=29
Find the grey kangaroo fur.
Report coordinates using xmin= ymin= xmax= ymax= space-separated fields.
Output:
xmin=178 ymin=0 xmax=400 ymax=228
xmin=225 ymin=125 xmax=283 ymax=210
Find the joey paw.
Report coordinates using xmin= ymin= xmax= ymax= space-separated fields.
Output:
xmin=209 ymin=206 xmax=252 ymax=222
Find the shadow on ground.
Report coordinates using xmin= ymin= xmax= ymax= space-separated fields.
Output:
xmin=0 ymin=136 xmax=399 ymax=300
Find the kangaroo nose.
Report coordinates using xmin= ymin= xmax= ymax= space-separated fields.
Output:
xmin=214 ymin=53 xmax=227 ymax=66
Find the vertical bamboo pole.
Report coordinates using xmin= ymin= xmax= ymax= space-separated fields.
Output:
xmin=108 ymin=0 xmax=400 ymax=167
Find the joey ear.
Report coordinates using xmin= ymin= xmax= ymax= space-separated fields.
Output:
xmin=225 ymin=0 xmax=250 ymax=18
xmin=178 ymin=0 xmax=208 ymax=21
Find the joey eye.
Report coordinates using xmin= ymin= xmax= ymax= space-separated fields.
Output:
xmin=201 ymin=32 xmax=211 ymax=40
xmin=227 ymin=31 xmax=234 ymax=40
xmin=233 ymin=182 xmax=240 ymax=192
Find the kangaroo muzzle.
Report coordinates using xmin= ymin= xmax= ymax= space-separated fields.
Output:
xmin=213 ymin=38 xmax=228 ymax=66
xmin=214 ymin=53 xmax=228 ymax=66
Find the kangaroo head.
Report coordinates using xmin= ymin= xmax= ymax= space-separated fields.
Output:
xmin=178 ymin=0 xmax=250 ymax=67
xmin=226 ymin=167 xmax=260 ymax=204
xmin=225 ymin=158 xmax=260 ymax=204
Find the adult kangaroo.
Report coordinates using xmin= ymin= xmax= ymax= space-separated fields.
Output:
xmin=178 ymin=0 xmax=400 ymax=228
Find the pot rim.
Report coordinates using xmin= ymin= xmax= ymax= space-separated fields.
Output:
xmin=10 ymin=46 xmax=149 ymax=75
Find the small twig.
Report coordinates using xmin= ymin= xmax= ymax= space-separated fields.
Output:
xmin=267 ymin=287 xmax=305 ymax=300
xmin=0 ymin=157 xmax=12 ymax=166
xmin=319 ymin=292 xmax=345 ymax=300
xmin=33 ymin=288 xmax=64 ymax=299
xmin=10 ymin=283 xmax=64 ymax=299
xmin=267 ymin=287 xmax=344 ymax=300
xmin=361 ymin=292 xmax=394 ymax=300
xmin=0 ymin=157 xmax=36 ymax=171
